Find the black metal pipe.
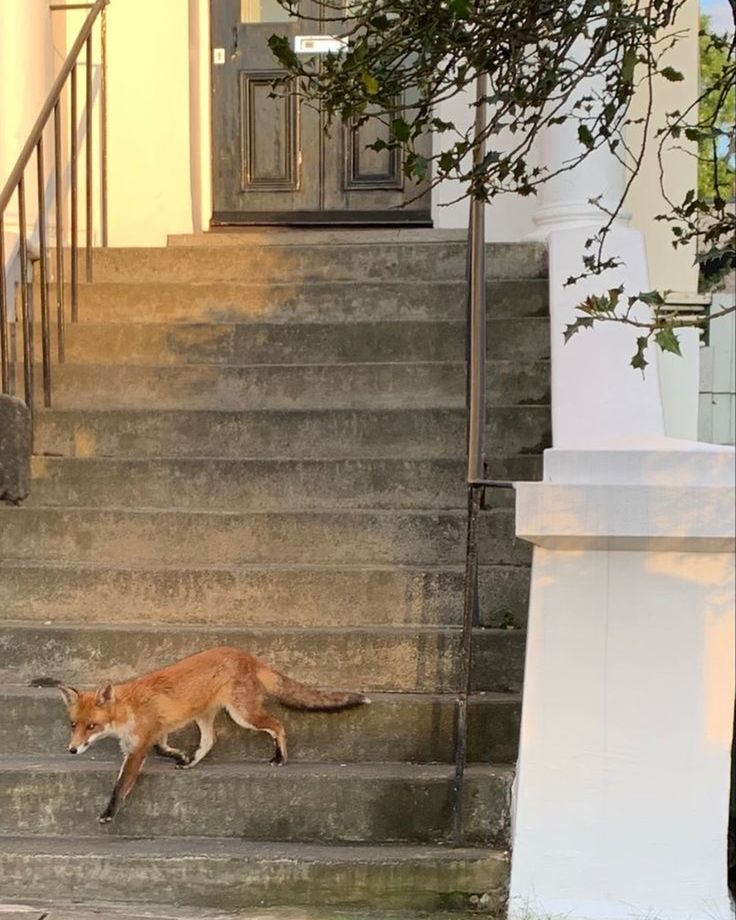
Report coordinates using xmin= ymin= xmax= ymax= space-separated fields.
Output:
xmin=17 ymin=178 xmax=34 ymax=411
xmin=85 ymin=34 xmax=93 ymax=281
xmin=70 ymin=65 xmax=79 ymax=322
xmin=452 ymin=483 xmax=484 ymax=844
xmin=0 ymin=218 xmax=8 ymax=394
xmin=54 ymin=102 xmax=65 ymax=362
xmin=100 ymin=7 xmax=108 ymax=247
xmin=36 ymin=139 xmax=52 ymax=408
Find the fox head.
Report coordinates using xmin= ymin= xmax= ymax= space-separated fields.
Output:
xmin=59 ymin=684 xmax=115 ymax=754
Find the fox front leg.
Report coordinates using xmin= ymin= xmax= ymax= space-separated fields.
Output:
xmin=99 ymin=744 xmax=149 ymax=823
xmin=154 ymin=736 xmax=192 ymax=767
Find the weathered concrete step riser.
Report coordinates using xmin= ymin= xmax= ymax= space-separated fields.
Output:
xmin=41 ymin=318 xmax=551 ymax=365
xmin=0 ymin=564 xmax=531 ymax=629
xmin=34 ymin=362 xmax=550 ymax=411
xmin=0 ymin=843 xmax=509 ymax=913
xmin=0 ymin=508 xmax=530 ymax=568
xmin=0 ymin=763 xmax=510 ymax=846
xmin=2 ymin=692 xmax=520 ymax=763
xmin=39 ymin=279 xmax=547 ymax=323
xmin=61 ymin=240 xmax=547 ymax=282
xmin=0 ymin=624 xmax=525 ymax=693
xmin=27 ymin=457 xmax=515 ymax=511
xmin=32 ymin=408 xmax=549 ymax=463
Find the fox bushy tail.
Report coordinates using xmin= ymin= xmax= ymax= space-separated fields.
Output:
xmin=259 ymin=669 xmax=368 ymax=712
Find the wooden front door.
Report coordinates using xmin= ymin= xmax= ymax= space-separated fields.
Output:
xmin=210 ymin=0 xmax=431 ymax=225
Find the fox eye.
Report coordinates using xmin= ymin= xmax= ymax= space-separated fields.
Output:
xmin=86 ymin=723 xmax=97 ymax=731
xmin=70 ymin=721 xmax=77 ymax=729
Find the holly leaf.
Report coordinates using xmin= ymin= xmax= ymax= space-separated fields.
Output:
xmin=637 ymin=290 xmax=665 ymax=306
xmin=361 ymin=71 xmax=379 ymax=95
xmin=655 ymin=327 xmax=682 ymax=356
xmin=660 ymin=66 xmax=684 ymax=82
xmin=563 ymin=316 xmax=596 ymax=342
xmin=630 ymin=337 xmax=649 ymax=373
xmin=578 ymin=124 xmax=595 ymax=149
xmin=391 ymin=118 xmax=411 ymax=142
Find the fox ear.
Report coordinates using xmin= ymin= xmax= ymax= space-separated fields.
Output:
xmin=59 ymin=686 xmax=79 ymax=707
xmin=95 ymin=684 xmax=114 ymax=706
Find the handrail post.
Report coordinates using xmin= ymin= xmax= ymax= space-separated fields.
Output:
xmin=100 ymin=5 xmax=109 ymax=247
xmin=453 ymin=70 xmax=488 ymax=846
xmin=466 ymin=71 xmax=488 ymax=485
xmin=0 ymin=219 xmax=8 ymax=394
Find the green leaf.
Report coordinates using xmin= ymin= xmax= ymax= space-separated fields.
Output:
xmin=660 ymin=66 xmax=685 ymax=82
xmin=621 ymin=48 xmax=637 ymax=85
xmin=630 ymin=337 xmax=649 ymax=373
xmin=448 ymin=0 xmax=471 ymax=16
xmin=563 ymin=316 xmax=595 ymax=342
xmin=638 ymin=290 xmax=665 ymax=306
xmin=267 ymin=34 xmax=299 ymax=70
xmin=655 ymin=327 xmax=682 ymax=356
xmin=390 ymin=118 xmax=411 ymax=142
xmin=577 ymin=125 xmax=595 ymax=150
xmin=361 ymin=71 xmax=379 ymax=95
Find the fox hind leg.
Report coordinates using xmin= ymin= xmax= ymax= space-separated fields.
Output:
xmin=178 ymin=711 xmax=216 ymax=770
xmin=226 ymin=701 xmax=288 ymax=766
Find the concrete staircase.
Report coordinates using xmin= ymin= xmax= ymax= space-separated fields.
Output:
xmin=0 ymin=230 xmax=550 ymax=915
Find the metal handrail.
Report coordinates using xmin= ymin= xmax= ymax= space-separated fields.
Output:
xmin=0 ymin=0 xmax=109 ymax=410
xmin=452 ymin=70 xmax=515 ymax=844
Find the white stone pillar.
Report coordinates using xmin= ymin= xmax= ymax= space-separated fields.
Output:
xmin=529 ymin=37 xmax=630 ymax=240
xmin=509 ymin=446 xmax=735 ymax=920
xmin=529 ymin=122 xmax=630 ymax=239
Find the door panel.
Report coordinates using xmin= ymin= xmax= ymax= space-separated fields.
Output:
xmin=211 ymin=0 xmax=431 ymax=224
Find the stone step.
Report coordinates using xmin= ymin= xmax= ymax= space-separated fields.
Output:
xmin=0 ymin=757 xmax=510 ymax=846
xmin=27 ymin=456 xmax=514 ymax=511
xmin=0 ymin=506 xmax=530 ymax=568
xmin=41 ymin=278 xmax=547 ymax=323
xmin=32 ymin=407 xmax=549 ymax=462
xmin=1 ymin=686 xmax=520 ymax=764
xmin=34 ymin=361 xmax=549 ymax=411
xmin=63 ymin=239 xmax=546 ymax=282
xmin=42 ymin=318 xmax=550 ymax=365
xmin=0 ymin=622 xmax=525 ymax=693
xmin=0 ymin=836 xmax=508 ymax=913
xmin=0 ymin=561 xmax=530 ymax=629
xmin=0 ymin=905 xmax=496 ymax=920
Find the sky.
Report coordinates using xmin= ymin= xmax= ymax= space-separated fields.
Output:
xmin=701 ymin=0 xmax=735 ymax=34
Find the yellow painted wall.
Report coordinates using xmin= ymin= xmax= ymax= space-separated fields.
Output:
xmin=627 ymin=0 xmax=700 ymax=293
xmin=102 ymin=0 xmax=194 ymax=245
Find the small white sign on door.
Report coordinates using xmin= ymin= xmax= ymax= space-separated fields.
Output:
xmin=294 ymin=35 xmax=347 ymax=55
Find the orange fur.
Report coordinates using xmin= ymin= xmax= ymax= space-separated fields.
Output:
xmin=60 ymin=646 xmax=367 ymax=823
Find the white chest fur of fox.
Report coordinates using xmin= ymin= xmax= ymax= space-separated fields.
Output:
xmin=59 ymin=646 xmax=369 ymax=823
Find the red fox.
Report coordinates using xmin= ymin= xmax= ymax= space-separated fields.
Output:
xmin=59 ymin=646 xmax=368 ymax=823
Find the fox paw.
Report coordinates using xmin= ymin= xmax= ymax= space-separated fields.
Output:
xmin=175 ymin=755 xmax=195 ymax=769
xmin=98 ymin=812 xmax=114 ymax=824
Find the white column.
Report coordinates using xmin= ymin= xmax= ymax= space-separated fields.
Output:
xmin=509 ymin=446 xmax=735 ymax=920
xmin=529 ymin=39 xmax=630 ymax=240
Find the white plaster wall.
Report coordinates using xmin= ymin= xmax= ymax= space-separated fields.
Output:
xmin=430 ymin=88 xmax=538 ymax=240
